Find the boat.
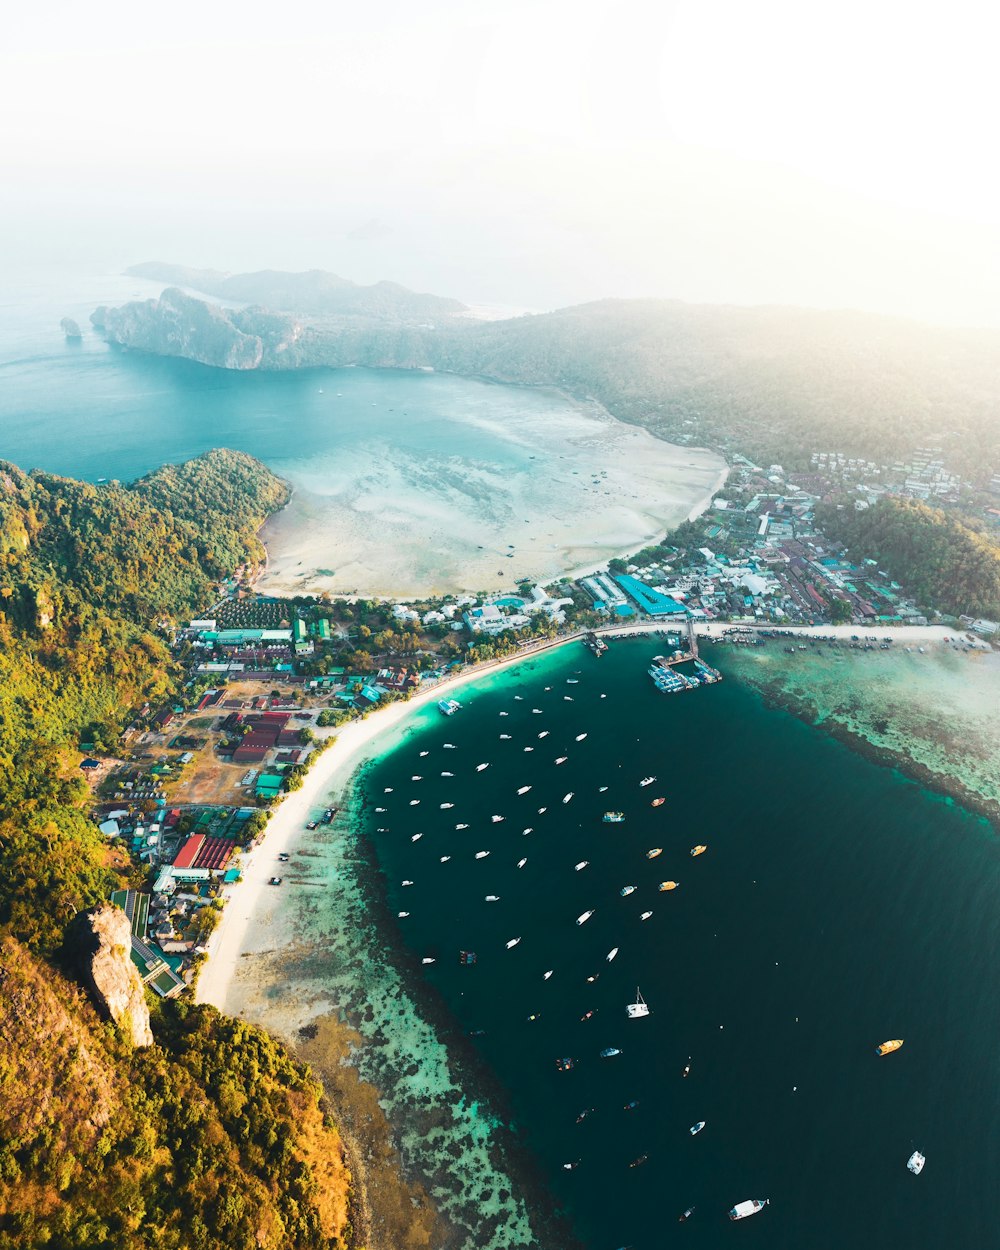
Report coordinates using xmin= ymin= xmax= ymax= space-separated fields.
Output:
xmin=620 ymin=885 xmax=636 ymax=897
xmin=532 ymin=708 xmax=542 ymax=714
xmin=476 ymin=763 xmax=489 ymax=771
xmin=577 ymin=910 xmax=595 ymax=925
xmin=599 ymin=785 xmax=608 ymax=792
xmin=658 ymin=881 xmax=679 ymax=891
xmin=606 ymin=947 xmax=619 ymax=961
xmin=576 ymin=733 xmax=588 ymax=741
xmin=410 ymin=833 xmax=423 ymax=841
xmin=485 ymin=894 xmax=500 ymax=902
xmin=444 ymin=742 xmax=457 ymax=747
xmin=639 ymin=776 xmax=655 ymax=786
xmin=523 ymin=747 xmax=534 ymax=752
xmin=555 ymin=756 xmax=568 ymax=764
xmin=506 ymin=937 xmax=521 ymax=948
xmin=440 ymin=856 xmax=451 ymax=862
xmin=651 ymin=797 xmax=666 ymax=807
xmin=876 ymin=1038 xmax=904 ymax=1056
xmin=375 ymin=806 xmax=387 ymax=813
xmin=678 ymin=1208 xmax=695 ymax=1222
xmin=627 ymin=989 xmax=650 ymax=1019
xmin=563 ymin=696 xmax=574 ymax=701
xmin=563 ymin=792 xmax=574 ymax=804
xmin=629 ymin=1155 xmax=648 ymax=1168
xmin=543 ymin=970 xmax=553 ymax=980
xmin=459 ymin=950 xmax=477 ymax=964
xmin=401 ymin=879 xmax=414 ymax=887
xmin=624 ymin=1100 xmax=639 ymax=1110
xmin=576 ymin=1107 xmax=594 ymax=1122
xmin=421 ymin=957 xmax=435 ymax=965
xmin=603 ymin=812 xmax=625 ymax=823
xmin=517 ymin=785 xmax=532 ymax=794
xmin=500 ymin=733 xmax=512 ymax=740
xmin=599 ymin=1047 xmax=622 ymax=1058
xmin=556 ymin=1057 xmax=574 ymax=1071
xmin=538 ymin=730 xmax=550 ymax=738
xmin=384 ymin=787 xmax=393 ymax=793
xmin=475 ymin=850 xmax=490 ymax=859
xmin=440 ymin=802 xmax=454 ymax=809
xmin=729 ymin=1200 xmax=769 ymax=1221
xmin=538 ymin=806 xmax=547 ymax=813
xmin=398 ymin=911 xmax=410 ymax=918
xmin=682 ymin=1059 xmax=691 ymax=1077
xmin=690 ymin=845 xmax=707 ymax=857
xmin=640 ymin=911 xmax=653 ymax=920
xmin=567 ymin=679 xmax=579 ymax=684
xmin=690 ymin=1121 xmax=705 ymax=1135
xmin=438 ymin=698 xmax=461 ymax=716
xmin=411 ymin=775 xmax=422 ymax=781
xmin=581 ymin=1009 xmax=594 ymax=1021
xmin=907 ymin=1151 xmax=925 ymax=1175
xmin=562 ymin=1160 xmax=580 ymax=1171
xmin=409 ymin=799 xmax=420 ymax=806
xmin=441 ymin=771 xmax=454 ymax=777
xmin=455 ymin=822 xmax=469 ymax=829
xmin=491 ymin=814 xmax=505 ymax=823
xmin=522 ymin=826 xmax=533 ymax=834
xmin=575 ymin=861 xmax=589 ymax=871
xmin=517 ymin=857 xmax=528 ymax=868
xmin=646 ymin=848 xmax=662 ymax=859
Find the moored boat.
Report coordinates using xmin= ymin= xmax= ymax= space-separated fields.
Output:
xmin=603 ymin=811 xmax=625 ymax=823
xmin=620 ymin=884 xmax=636 ymax=896
xmin=729 ymin=1199 xmax=768 ymax=1221
xmin=876 ymin=1038 xmax=904 ymax=1056
xmin=606 ymin=947 xmax=619 ymax=961
xmin=577 ymin=909 xmax=594 ymax=925
xmin=690 ymin=1121 xmax=705 ymax=1135
xmin=907 ymin=1151 xmax=925 ymax=1175
xmin=651 ymin=797 xmax=666 ymax=807
xmin=639 ymin=776 xmax=655 ymax=786
xmin=599 ymin=1046 xmax=622 ymax=1058
xmin=438 ymin=698 xmax=461 ymax=716
xmin=563 ymin=792 xmax=574 ymax=803
xmin=627 ymin=988 xmax=649 ymax=1019
xmin=640 ymin=910 xmax=653 ymax=920
xmin=646 ymin=847 xmax=662 ymax=859
xmin=505 ymin=937 xmax=521 ymax=948
xmin=575 ymin=861 xmax=589 ymax=871
xmin=658 ymin=880 xmax=679 ymax=891
xmin=690 ymin=844 xmax=707 ymax=857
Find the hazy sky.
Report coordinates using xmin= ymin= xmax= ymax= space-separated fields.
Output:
xmin=3 ymin=0 xmax=999 ymax=324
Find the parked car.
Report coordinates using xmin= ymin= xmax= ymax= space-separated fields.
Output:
xmin=306 ymin=821 xmax=318 ymax=830
xmin=269 ymin=876 xmax=283 ymax=886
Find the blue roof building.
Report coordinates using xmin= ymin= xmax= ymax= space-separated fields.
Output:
xmin=613 ymin=574 xmax=688 ymax=618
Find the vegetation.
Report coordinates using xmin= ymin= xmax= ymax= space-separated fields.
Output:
xmin=817 ymin=497 xmax=1000 ymax=618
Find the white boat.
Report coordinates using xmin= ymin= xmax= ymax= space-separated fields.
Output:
xmin=475 ymin=850 xmax=490 ymax=859
xmin=410 ymin=833 xmax=423 ymax=841
xmin=485 ymin=894 xmax=500 ymax=902
xmin=438 ymin=699 xmax=461 ymax=716
xmin=506 ymin=937 xmax=521 ymax=948
xmin=599 ymin=785 xmax=608 ymax=792
xmin=523 ymin=747 xmax=534 ymax=752
xmin=440 ymin=802 xmax=454 ymax=809
xmin=563 ymin=696 xmax=574 ymax=701
xmin=500 ymin=733 xmax=512 ymax=740
xmin=419 ymin=751 xmax=429 ymax=757
xmin=439 ymin=855 xmax=451 ymax=862
xmin=538 ymin=806 xmax=548 ymax=813
xmin=907 ymin=1151 xmax=925 ymax=1175
xmin=639 ymin=776 xmax=656 ymax=786
xmin=729 ymin=1200 xmax=769 ymax=1221
xmin=522 ymin=826 xmax=533 ymax=834
xmin=575 ymin=861 xmax=589 ymax=871
xmin=517 ymin=857 xmax=528 ymax=868
xmin=441 ymin=771 xmax=454 ymax=777
xmin=532 ymin=708 xmax=542 ymax=714
xmin=543 ymin=970 xmax=553 ymax=980
xmin=606 ymin=947 xmax=619 ymax=961
xmin=384 ymin=787 xmax=393 ymax=793
xmin=538 ymin=731 xmax=550 ymax=738
xmin=576 ymin=733 xmax=588 ymax=741
xmin=375 ymin=806 xmax=387 ymax=813
xmin=620 ymin=885 xmax=636 ymax=896
xmin=398 ymin=911 xmax=410 ymax=918
xmin=640 ymin=911 xmax=653 ymax=920
xmin=491 ymin=814 xmax=505 ymax=823
xmin=455 ymin=822 xmax=469 ymax=829
xmin=411 ymin=775 xmax=422 ymax=781
xmin=476 ymin=763 xmax=489 ymax=771
xmin=517 ymin=785 xmax=532 ymax=795
xmin=690 ymin=1121 xmax=705 ymax=1135
xmin=627 ymin=988 xmax=650 ymax=1019
xmin=563 ymin=792 xmax=574 ymax=803
xmin=421 ymin=957 xmax=435 ymax=965
xmin=402 ymin=879 xmax=414 ymax=887
xmin=409 ymin=800 xmax=420 ymax=806
xmin=444 ymin=742 xmax=457 ymax=747
xmin=555 ymin=756 xmax=568 ymax=764
xmin=577 ymin=910 xmax=594 ymax=925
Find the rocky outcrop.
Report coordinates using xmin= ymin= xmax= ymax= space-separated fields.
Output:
xmin=60 ymin=316 xmax=83 ymax=338
xmin=65 ymin=904 xmax=153 ymax=1047
xmin=91 ymin=287 xmax=300 ymax=370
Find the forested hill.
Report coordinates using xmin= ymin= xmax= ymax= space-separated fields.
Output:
xmin=817 ymin=496 xmax=1000 ymax=618
xmin=0 ymin=449 xmax=354 ymax=1249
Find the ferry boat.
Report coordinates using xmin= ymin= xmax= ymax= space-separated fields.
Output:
xmin=907 ymin=1151 xmax=925 ymax=1175
xmin=690 ymin=1121 xmax=705 ymax=1135
xmin=690 ymin=845 xmax=707 ymax=857
xmin=603 ymin=811 xmax=625 ymax=823
xmin=599 ymin=1047 xmax=622 ymax=1058
xmin=658 ymin=881 xmax=679 ymax=891
xmin=651 ymin=797 xmax=666 ymax=807
xmin=627 ymin=989 xmax=650 ymax=1019
xmin=438 ymin=698 xmax=461 ymax=716
xmin=646 ymin=848 xmax=662 ymax=859
xmin=729 ymin=1199 xmax=768 ymax=1221
xmin=639 ymin=776 xmax=656 ymax=786
xmin=620 ymin=884 xmax=636 ymax=896
xmin=577 ymin=910 xmax=594 ymax=925
xmin=876 ymin=1038 xmax=904 ymax=1056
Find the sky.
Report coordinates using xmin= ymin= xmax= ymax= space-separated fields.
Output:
xmin=2 ymin=0 xmax=999 ymax=325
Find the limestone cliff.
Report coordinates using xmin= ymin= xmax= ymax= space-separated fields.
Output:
xmin=66 ymin=903 xmax=153 ymax=1047
xmin=60 ymin=316 xmax=83 ymax=339
xmin=92 ymin=286 xmax=299 ymax=370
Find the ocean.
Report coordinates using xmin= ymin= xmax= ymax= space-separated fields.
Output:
xmin=351 ymin=637 xmax=1000 ymax=1250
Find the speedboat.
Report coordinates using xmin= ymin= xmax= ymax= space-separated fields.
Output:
xmin=599 ymin=1047 xmax=621 ymax=1058
xmin=567 ymin=678 xmax=579 ymax=684
xmin=517 ymin=785 xmax=532 ymax=794
xmin=575 ymin=861 xmax=589 ymax=871
xmin=455 ymin=822 xmax=469 ymax=830
xmin=419 ymin=751 xmax=429 ymax=757
xmin=563 ymin=793 xmax=574 ymax=803
xmin=639 ymin=776 xmax=655 ymax=786
xmin=538 ymin=730 xmax=550 ymax=738
xmin=401 ymin=879 xmax=414 ymax=887
xmin=441 ymin=771 xmax=454 ymax=777
xmin=640 ymin=911 xmax=653 ymax=921
xmin=522 ymin=827 xmax=533 ymax=835
xmin=384 ymin=787 xmax=393 ymax=793
xmin=375 ymin=806 xmax=387 ymax=813
xmin=398 ymin=911 xmax=410 ymax=918
xmin=620 ymin=885 xmax=636 ymax=897
xmin=562 ymin=1160 xmax=580 ymax=1171
xmin=532 ymin=708 xmax=542 ymax=714
xmin=599 ymin=785 xmax=608 ymax=792
xmin=506 ymin=937 xmax=521 ymax=948
xmin=576 ymin=733 xmax=588 ymax=741
xmin=409 ymin=799 xmax=420 ymax=806
xmin=411 ymin=775 xmax=422 ymax=781
xmin=543 ymin=970 xmax=553 ymax=980
xmin=907 ymin=1151 xmax=925 ymax=1175
xmin=500 ymin=733 xmax=512 ymax=740
xmin=421 ymin=957 xmax=435 ymax=965
xmin=678 ymin=1208 xmax=695 ymax=1223
xmin=491 ymin=814 xmax=505 ymax=823
xmin=523 ymin=746 xmax=534 ymax=752
xmin=476 ymin=763 xmax=489 ymax=771
xmin=439 ymin=856 xmax=451 ymax=862
xmin=563 ymin=696 xmax=574 ymax=701
xmin=876 ymin=1038 xmax=904 ymax=1056
xmin=440 ymin=802 xmax=454 ymax=809
xmin=646 ymin=848 xmax=662 ymax=859
xmin=538 ymin=806 xmax=547 ymax=813
xmin=475 ymin=850 xmax=490 ymax=859
xmin=690 ymin=1121 xmax=705 ymax=1135
xmin=444 ymin=742 xmax=457 ymax=747
xmin=651 ymin=797 xmax=666 ymax=807
xmin=577 ymin=910 xmax=594 ymax=925
xmin=607 ymin=947 xmax=619 ymax=961
xmin=627 ymin=989 xmax=649 ymax=1019
xmin=410 ymin=833 xmax=423 ymax=841
xmin=690 ymin=845 xmax=707 ymax=857
xmin=485 ymin=894 xmax=500 ymax=901
xmin=517 ymin=857 xmax=528 ymax=868
xmin=555 ymin=756 xmax=568 ymax=764
xmin=658 ymin=881 xmax=679 ymax=891
xmin=729 ymin=1200 xmax=768 ymax=1221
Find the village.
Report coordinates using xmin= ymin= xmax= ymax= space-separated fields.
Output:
xmin=84 ymin=448 xmax=999 ymax=999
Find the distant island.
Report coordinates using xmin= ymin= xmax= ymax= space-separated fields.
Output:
xmin=60 ymin=316 xmax=82 ymax=339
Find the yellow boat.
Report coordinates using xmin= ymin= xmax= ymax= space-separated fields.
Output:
xmin=690 ymin=845 xmax=707 ymax=857
xmin=651 ymin=797 xmax=666 ymax=807
xmin=658 ymin=880 xmax=679 ymax=891
xmin=876 ymin=1038 xmax=904 ymax=1056
xmin=646 ymin=848 xmax=663 ymax=859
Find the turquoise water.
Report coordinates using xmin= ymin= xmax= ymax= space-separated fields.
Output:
xmin=357 ymin=638 xmax=1000 ymax=1250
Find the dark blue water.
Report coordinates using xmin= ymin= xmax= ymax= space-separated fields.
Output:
xmin=360 ymin=639 xmax=1000 ymax=1250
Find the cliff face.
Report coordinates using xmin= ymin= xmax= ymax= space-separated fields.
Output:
xmin=66 ymin=903 xmax=153 ymax=1047
xmin=92 ymin=286 xmax=302 ymax=369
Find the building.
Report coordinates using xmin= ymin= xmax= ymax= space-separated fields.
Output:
xmin=613 ymin=574 xmax=688 ymax=618
xmin=171 ymin=834 xmax=235 ymax=881
xmin=463 ymin=604 xmax=530 ymax=634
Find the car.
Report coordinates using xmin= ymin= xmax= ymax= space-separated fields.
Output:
xmin=306 ymin=821 xmax=318 ymax=830
xmin=278 ymin=852 xmax=290 ymax=862
xmin=321 ymin=808 xmax=336 ymax=824
xmin=269 ymin=876 xmax=283 ymax=886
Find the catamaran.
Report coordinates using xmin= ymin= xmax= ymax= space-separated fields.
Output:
xmin=627 ymin=988 xmax=650 ymax=1019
